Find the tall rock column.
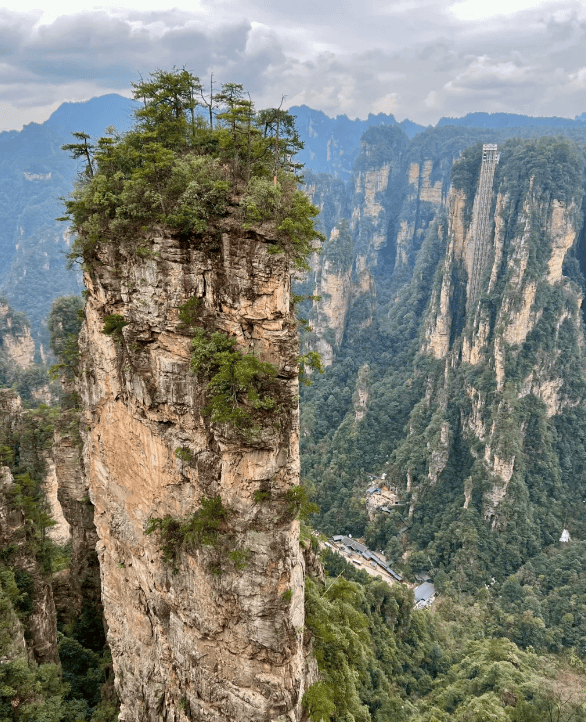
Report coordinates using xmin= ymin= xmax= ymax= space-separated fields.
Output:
xmin=78 ymin=223 xmax=310 ymax=722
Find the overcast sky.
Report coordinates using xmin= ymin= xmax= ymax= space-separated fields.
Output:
xmin=0 ymin=0 xmax=584 ymax=131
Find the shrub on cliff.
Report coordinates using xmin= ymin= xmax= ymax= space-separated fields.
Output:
xmin=189 ymin=328 xmax=279 ymax=429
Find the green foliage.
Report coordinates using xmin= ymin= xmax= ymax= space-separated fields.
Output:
xmin=58 ymin=634 xmax=102 ymax=708
xmin=174 ymin=447 xmax=192 ymax=463
xmin=298 ymin=351 xmax=324 ymax=386
xmin=0 ymin=659 xmax=69 ymax=722
xmin=306 ymin=549 xmax=586 ymax=722
xmin=190 ymin=329 xmax=238 ymax=376
xmin=145 ymin=495 xmax=229 ymax=566
xmin=489 ymin=541 xmax=586 ymax=656
xmin=450 ymin=142 xmax=484 ymax=226
xmin=0 ymin=404 xmax=64 ymax=574
xmin=61 ymin=132 xmax=95 ymax=179
xmin=89 ymin=701 xmax=119 ymax=722
xmin=161 ymin=156 xmax=229 ymax=235
xmin=241 ymin=175 xmax=283 ymax=222
xmin=61 ymin=69 xmax=322 ymax=271
xmin=101 ymin=315 xmax=127 ymax=338
xmin=48 ymin=296 xmax=83 ymax=391
xmin=227 ymin=548 xmax=250 ymax=570
xmin=303 ymin=571 xmax=440 ymax=722
xmin=285 ymin=485 xmax=320 ymax=520
xmin=176 ymin=296 xmax=202 ymax=332
xmin=190 ymin=329 xmax=278 ymax=429
xmin=277 ymin=190 xmax=326 ymax=270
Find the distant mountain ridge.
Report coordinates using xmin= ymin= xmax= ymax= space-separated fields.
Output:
xmin=289 ymin=104 xmax=425 ymax=179
xmin=44 ymin=93 xmax=138 ymax=137
xmin=437 ymin=111 xmax=586 ymax=129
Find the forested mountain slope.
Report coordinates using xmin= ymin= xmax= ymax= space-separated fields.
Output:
xmin=300 ymin=125 xmax=586 ymax=591
xmin=2 ymin=77 xmax=586 ymax=721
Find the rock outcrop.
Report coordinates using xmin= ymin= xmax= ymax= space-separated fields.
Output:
xmin=51 ymin=409 xmax=102 ymax=621
xmin=0 ymin=298 xmax=34 ymax=369
xmin=0 ymin=465 xmax=29 ymax=665
xmin=301 ymin=126 xmax=483 ymax=366
xmin=0 ymin=390 xmax=59 ymax=665
xmin=78 ymin=220 xmax=312 ymax=721
xmin=404 ymin=138 xmax=586 ymax=530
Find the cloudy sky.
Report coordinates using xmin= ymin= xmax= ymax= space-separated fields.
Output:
xmin=0 ymin=0 xmax=584 ymax=131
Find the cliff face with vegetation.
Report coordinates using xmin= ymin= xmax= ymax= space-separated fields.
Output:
xmin=0 ymin=391 xmax=60 ymax=665
xmin=78 ymin=223 xmax=311 ymax=722
xmin=0 ymin=298 xmax=52 ymax=405
xmin=0 ymin=386 xmax=116 ymax=720
xmin=300 ymin=126 xmax=489 ymax=366
xmin=396 ymin=139 xmax=586 ymax=575
xmin=301 ymin=129 xmax=586 ymax=589
xmin=59 ymin=70 xmax=322 ymax=722
xmin=0 ymin=300 xmax=35 ymax=370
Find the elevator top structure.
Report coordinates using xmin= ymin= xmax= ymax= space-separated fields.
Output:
xmin=468 ymin=144 xmax=499 ymax=305
xmin=482 ymin=144 xmax=499 ymax=161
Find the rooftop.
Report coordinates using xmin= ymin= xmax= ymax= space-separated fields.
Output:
xmin=414 ymin=582 xmax=436 ymax=602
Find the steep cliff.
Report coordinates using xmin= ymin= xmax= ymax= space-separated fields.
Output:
xmin=63 ymin=71 xmax=320 ymax=722
xmin=51 ymin=407 xmax=103 ymax=628
xmin=301 ymin=126 xmax=490 ymax=368
xmin=0 ymin=298 xmax=34 ymax=370
xmin=78 ymin=219 xmax=311 ymax=721
xmin=393 ymin=138 xmax=586 ymax=578
xmin=0 ymin=391 xmax=59 ymax=665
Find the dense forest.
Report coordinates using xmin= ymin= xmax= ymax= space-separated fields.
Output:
xmin=0 ymin=390 xmax=116 ymax=721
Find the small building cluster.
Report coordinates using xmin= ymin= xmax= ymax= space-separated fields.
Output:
xmin=365 ymin=479 xmax=404 ymax=518
xmin=328 ymin=535 xmax=403 ymax=582
xmin=324 ymin=528 xmax=439 ymax=610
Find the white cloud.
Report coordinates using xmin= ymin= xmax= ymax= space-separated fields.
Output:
xmin=569 ymin=67 xmax=586 ymax=86
xmin=0 ymin=1 xmax=584 ymax=129
xmin=449 ymin=0 xmax=551 ymax=21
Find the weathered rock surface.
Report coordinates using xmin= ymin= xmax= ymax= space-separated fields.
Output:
xmin=0 ymin=299 xmax=34 ymax=369
xmin=415 ymin=146 xmax=586 ymax=524
xmin=0 ymin=391 xmax=59 ymax=665
xmin=0 ymin=465 xmax=29 ymax=665
xmin=79 ymin=222 xmax=312 ymax=721
xmin=51 ymin=409 xmax=102 ymax=621
xmin=301 ymin=127 xmax=471 ymax=367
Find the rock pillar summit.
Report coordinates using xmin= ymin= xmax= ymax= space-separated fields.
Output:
xmin=62 ymin=71 xmax=323 ymax=721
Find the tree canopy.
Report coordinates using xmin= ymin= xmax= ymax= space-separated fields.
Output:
xmin=61 ymin=68 xmax=323 ymax=271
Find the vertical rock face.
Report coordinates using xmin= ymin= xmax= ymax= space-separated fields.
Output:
xmin=301 ymin=127 xmax=482 ymax=369
xmin=402 ymin=138 xmax=586 ymax=537
xmin=0 ymin=465 xmax=29 ymax=665
xmin=0 ymin=390 xmax=59 ymax=665
xmin=79 ymin=225 xmax=310 ymax=721
xmin=0 ymin=299 xmax=35 ymax=370
xmin=51 ymin=410 xmax=102 ymax=619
